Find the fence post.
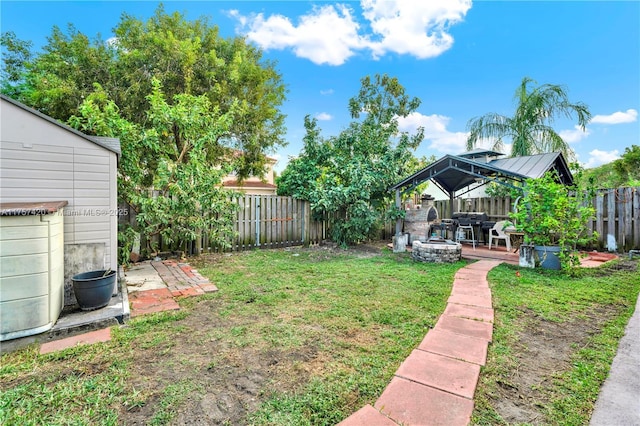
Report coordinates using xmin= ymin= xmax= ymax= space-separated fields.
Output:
xmin=301 ymin=201 xmax=306 ymax=245
xmin=253 ymin=196 xmax=262 ymax=247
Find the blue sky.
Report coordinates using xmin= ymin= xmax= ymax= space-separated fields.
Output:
xmin=2 ymin=1 xmax=639 ymax=173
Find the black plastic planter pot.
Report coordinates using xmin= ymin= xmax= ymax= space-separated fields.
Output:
xmin=72 ymin=270 xmax=116 ymax=311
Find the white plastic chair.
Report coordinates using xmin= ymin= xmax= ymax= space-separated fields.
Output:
xmin=488 ymin=221 xmax=512 ymax=251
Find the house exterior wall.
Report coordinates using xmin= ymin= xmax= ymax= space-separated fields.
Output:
xmin=222 ymin=184 xmax=277 ymax=195
xmin=221 ymin=159 xmax=277 ymax=186
xmin=0 ymin=99 xmax=118 ymax=281
xmin=222 ymin=157 xmax=278 ymax=195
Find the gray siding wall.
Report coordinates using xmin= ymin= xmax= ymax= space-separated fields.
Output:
xmin=0 ymin=99 xmax=118 ymax=271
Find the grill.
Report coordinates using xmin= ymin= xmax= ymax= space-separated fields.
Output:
xmin=451 ymin=212 xmax=489 ymax=226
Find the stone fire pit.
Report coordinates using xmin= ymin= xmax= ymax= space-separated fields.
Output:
xmin=412 ymin=238 xmax=462 ymax=263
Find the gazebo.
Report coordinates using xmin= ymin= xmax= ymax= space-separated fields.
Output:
xmin=390 ymin=149 xmax=574 ymax=250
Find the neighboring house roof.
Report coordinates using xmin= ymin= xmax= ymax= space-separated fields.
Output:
xmin=391 ymin=152 xmax=573 ymax=196
xmin=223 ymin=180 xmax=277 ymax=190
xmin=0 ymin=94 xmax=121 ymax=158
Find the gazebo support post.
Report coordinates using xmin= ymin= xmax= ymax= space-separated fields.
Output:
xmin=393 ymin=189 xmax=406 ymax=252
xmin=449 ymin=193 xmax=455 ymax=218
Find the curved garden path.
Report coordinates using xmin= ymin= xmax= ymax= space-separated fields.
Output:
xmin=339 ymin=259 xmax=502 ymax=426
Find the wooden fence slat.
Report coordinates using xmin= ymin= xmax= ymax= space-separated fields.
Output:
xmin=616 ymin=188 xmax=624 ymax=249
xmin=623 ymin=187 xmax=632 ymax=250
xmin=607 ymin=189 xmax=616 ymax=248
xmin=634 ymin=188 xmax=640 ymax=251
xmin=596 ymin=192 xmax=604 ymax=249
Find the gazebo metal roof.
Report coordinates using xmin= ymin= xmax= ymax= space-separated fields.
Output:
xmin=391 ymin=151 xmax=573 ymax=195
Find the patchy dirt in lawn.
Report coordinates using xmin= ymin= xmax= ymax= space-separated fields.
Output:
xmin=491 ymin=305 xmax=623 ymax=425
xmin=118 ymin=243 xmax=393 ymax=424
xmin=118 ymin=298 xmax=331 ymax=425
xmin=289 ymin=240 xmax=390 ymax=261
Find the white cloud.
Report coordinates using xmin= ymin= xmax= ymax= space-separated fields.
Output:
xmin=560 ymin=125 xmax=591 ymax=143
xmin=591 ymin=109 xmax=638 ymax=124
xmin=229 ymin=5 xmax=364 ymax=65
xmin=320 ymin=89 xmax=334 ymax=95
xmin=230 ymin=0 xmax=471 ymax=65
xmin=361 ymin=0 xmax=472 ymax=59
xmin=583 ymin=149 xmax=620 ymax=169
xmin=315 ymin=112 xmax=333 ymax=121
xmin=397 ymin=112 xmax=468 ymax=154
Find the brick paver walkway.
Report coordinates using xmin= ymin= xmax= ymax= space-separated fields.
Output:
xmin=128 ymin=260 xmax=218 ymax=317
xmin=151 ymin=260 xmax=219 ymax=297
xmin=339 ymin=260 xmax=502 ymax=426
xmin=39 ymin=328 xmax=112 ymax=355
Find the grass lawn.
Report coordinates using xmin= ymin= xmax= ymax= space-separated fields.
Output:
xmin=473 ymin=260 xmax=640 ymax=425
xmin=0 ymin=246 xmax=459 ymax=425
xmin=1 ymin=246 xmax=638 ymax=425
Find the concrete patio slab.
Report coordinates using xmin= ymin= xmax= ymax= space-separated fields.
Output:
xmin=444 ymin=303 xmax=494 ymax=323
xmin=1 ymin=280 xmax=128 ymax=355
xmin=435 ymin=315 xmax=493 ymax=341
xmin=337 ymin=404 xmax=398 ymax=426
xmin=124 ymin=262 xmax=166 ymax=292
xmin=375 ymin=377 xmax=473 ymax=426
xmin=418 ymin=329 xmax=489 ymax=365
xmin=395 ymin=349 xmax=481 ymax=399
xmin=590 ymin=295 xmax=640 ymax=425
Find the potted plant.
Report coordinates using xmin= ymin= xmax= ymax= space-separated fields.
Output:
xmin=510 ymin=171 xmax=597 ymax=270
xmin=72 ymin=269 xmax=117 ymax=311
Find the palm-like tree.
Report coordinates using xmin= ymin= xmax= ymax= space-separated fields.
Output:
xmin=466 ymin=77 xmax=591 ymax=161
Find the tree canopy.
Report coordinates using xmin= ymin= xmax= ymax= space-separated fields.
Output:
xmin=1 ymin=5 xmax=289 ymax=260
xmin=68 ymin=80 xmax=238 ymax=260
xmin=575 ymin=144 xmax=640 ymax=189
xmin=1 ymin=4 xmax=287 ymax=179
xmin=278 ymin=74 xmax=425 ymax=246
xmin=466 ymin=77 xmax=591 ymax=161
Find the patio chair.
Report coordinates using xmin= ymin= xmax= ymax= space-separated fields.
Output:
xmin=455 ymin=218 xmax=476 ymax=250
xmin=488 ymin=221 xmax=512 ymax=251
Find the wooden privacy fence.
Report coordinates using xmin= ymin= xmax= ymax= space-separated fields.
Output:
xmin=589 ymin=187 xmax=640 ymax=251
xmin=201 ymin=195 xmax=327 ymax=252
xmin=432 ymin=187 xmax=640 ymax=251
xmin=124 ymin=187 xmax=639 ymax=254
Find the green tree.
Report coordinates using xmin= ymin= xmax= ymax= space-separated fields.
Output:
xmin=0 ymin=31 xmax=33 ymax=98
xmin=278 ymin=74 xmax=424 ymax=246
xmin=1 ymin=4 xmax=287 ymax=179
xmin=510 ymin=171 xmax=597 ymax=269
xmin=277 ymin=116 xmax=330 ymax=200
xmin=574 ymin=145 xmax=640 ymax=189
xmin=613 ymin=145 xmax=640 ymax=186
xmin=5 ymin=24 xmax=118 ymax=121
xmin=69 ymin=80 xmax=237 ymax=260
xmin=466 ymin=77 xmax=591 ymax=161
